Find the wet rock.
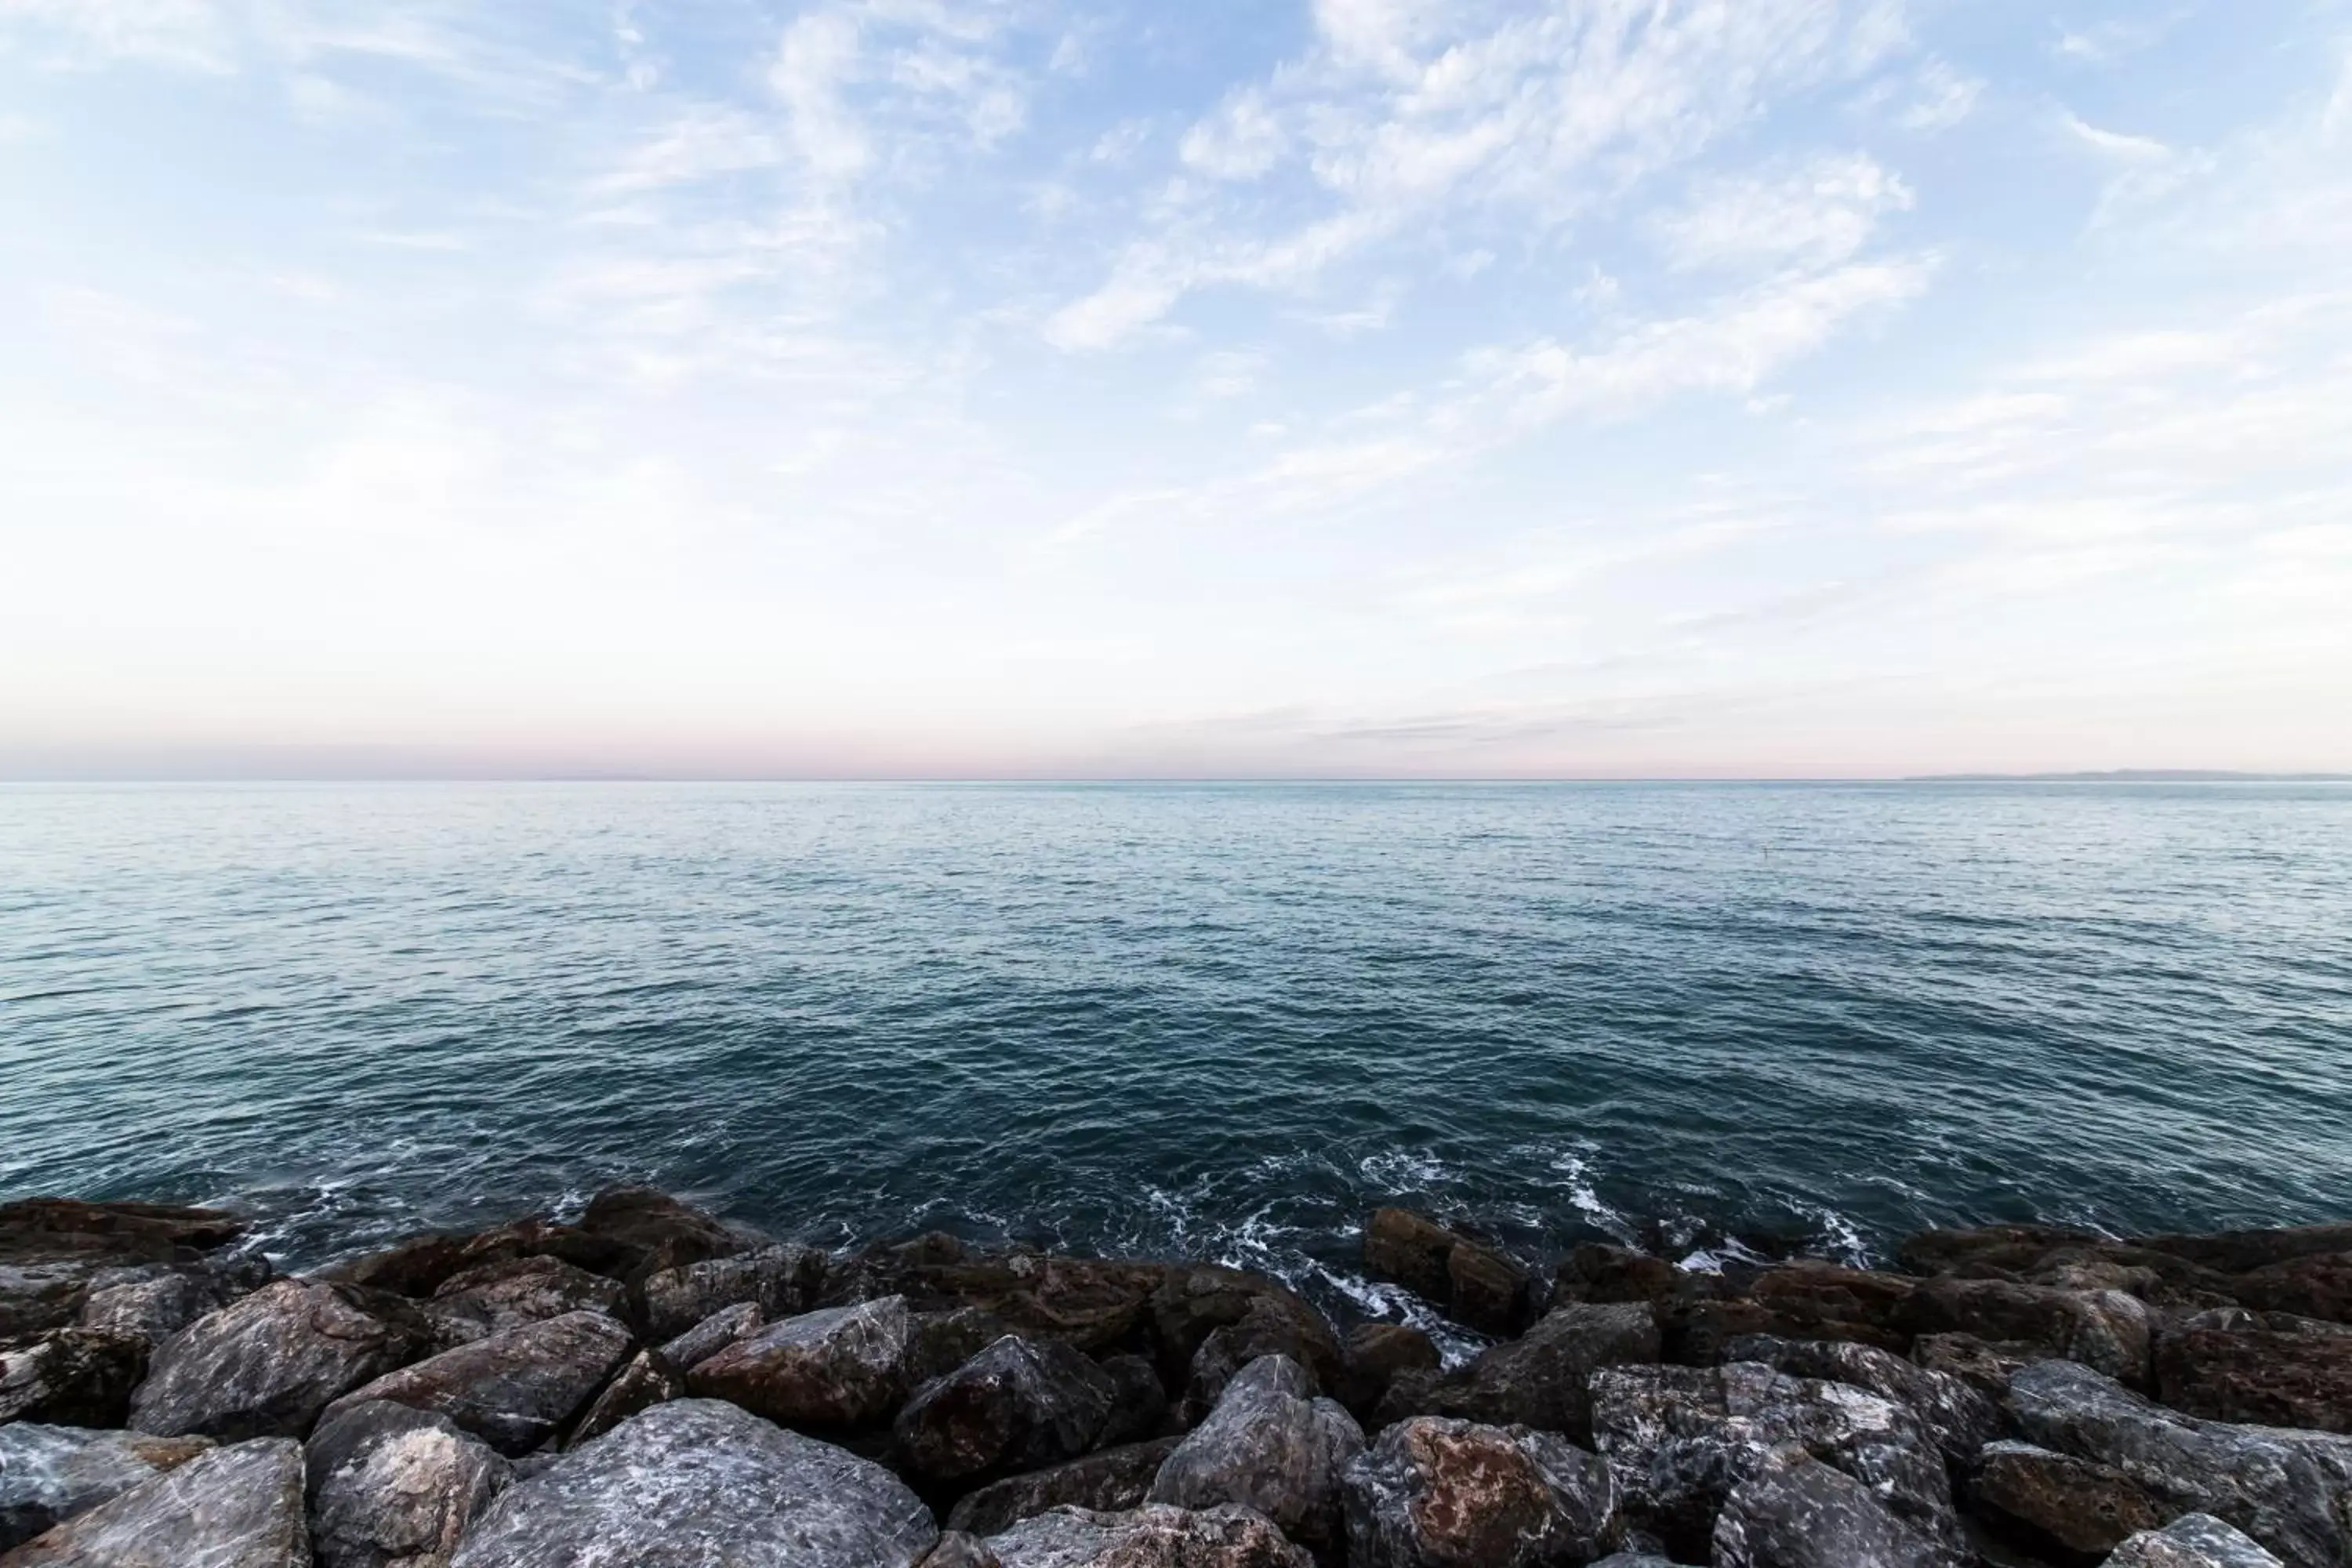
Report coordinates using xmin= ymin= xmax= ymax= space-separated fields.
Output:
xmin=897 ymin=1335 xmax=1120 ymax=1486
xmin=562 ymin=1349 xmax=681 ymax=1450
xmin=1724 ymin=1335 xmax=1999 ymax=1464
xmin=635 ymin=1243 xmax=826 ymax=1343
xmin=946 ymin=1437 xmax=1182 ymax=1537
xmin=2107 ymin=1515 xmax=2288 ymax=1568
xmin=1335 ymin=1323 xmax=1439 ymax=1421
xmin=1363 ymin=1210 xmax=1461 ymax=1301
xmin=1149 ymin=1355 xmax=1365 ymax=1562
xmin=1552 ymin=1246 xmax=1683 ymax=1309
xmin=1094 ymin=1352 xmax=1170 ymax=1446
xmin=1342 ymin=1414 xmax=1618 ymax=1568
xmin=572 ymin=1187 xmax=745 ymax=1283
xmin=2234 ymin=1253 xmax=2352 ymax=1327
xmin=912 ymin=1308 xmax=1021 ymax=1385
xmin=2137 ymin=1225 xmax=2352 ymax=1278
xmin=130 ymin=1278 xmax=432 ymax=1441
xmin=1903 ymin=1279 xmax=2153 ymax=1387
xmin=1897 ymin=1228 xmax=2241 ymax=1310
xmin=1660 ymin=1263 xmax=1915 ymax=1363
xmin=78 ymin=1258 xmax=268 ymax=1350
xmin=424 ymin=1256 xmax=626 ymax=1348
xmin=1912 ymin=1333 xmax=2037 ymax=1401
xmin=985 ymin=1502 xmax=1311 ymax=1567
xmin=0 ymin=1199 xmax=245 ymax=1346
xmin=0 ymin=1425 xmax=212 ymax=1551
xmin=922 ymin=1531 xmax=1004 ymax=1567
xmin=447 ymin=1397 xmax=936 ymax=1567
xmin=687 ymin=1294 xmax=915 ymax=1432
xmin=2006 ymin=1358 xmax=2352 ymax=1567
xmin=0 ymin=1329 xmax=147 ymax=1428
xmin=0 ymin=1436 xmax=306 ymax=1566
xmin=1181 ymin=1294 xmax=1345 ymax=1423
xmin=1965 ymin=1439 xmax=2165 ymax=1565
xmin=655 ymin=1300 xmax=760 ymax=1372
xmin=1150 ymin=1266 xmax=1338 ymax=1390
xmin=827 ymin=1239 xmax=1167 ymax=1359
xmin=325 ymin=1309 xmax=633 ymax=1457
xmin=1377 ymin=1302 xmax=1659 ymax=1443
xmin=306 ymin=1399 xmax=511 ymax=1568
xmin=2154 ymin=1309 xmax=2352 ymax=1432
xmin=1362 ymin=1210 xmax=1535 ymax=1337
xmin=1711 ymin=1446 xmax=1944 ymax=1568
xmin=319 ymin=1234 xmax=478 ymax=1299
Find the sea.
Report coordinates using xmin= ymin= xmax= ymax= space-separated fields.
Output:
xmin=3 ymin=780 xmax=2347 ymax=1340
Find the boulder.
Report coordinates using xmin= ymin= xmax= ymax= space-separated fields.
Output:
xmin=687 ymin=1295 xmax=914 ymax=1432
xmin=0 ymin=1329 xmax=147 ymax=1427
xmin=0 ymin=1199 xmax=245 ymax=1345
xmin=1552 ymin=1246 xmax=1682 ymax=1309
xmin=1723 ymin=1336 xmax=1999 ymax=1464
xmin=563 ymin=1350 xmax=681 ymax=1450
xmin=984 ymin=1502 xmax=1311 ymax=1567
xmin=572 ymin=1188 xmax=744 ymax=1283
xmin=0 ymin=1436 xmax=307 ymax=1566
xmin=325 ymin=1310 xmax=633 ymax=1457
xmin=2234 ymin=1253 xmax=2352 ymax=1327
xmin=896 ymin=1335 xmax=1120 ymax=1486
xmin=319 ymin=1233 xmax=477 ymax=1298
xmin=922 ymin=1533 xmax=1003 ymax=1567
xmin=447 ymin=1398 xmax=936 ymax=1567
xmin=912 ymin=1308 xmax=1022 ymax=1385
xmin=1094 ymin=1352 xmax=1170 ymax=1446
xmin=1658 ymin=1263 xmax=1915 ymax=1363
xmin=1334 ymin=1323 xmax=1440 ymax=1421
xmin=1363 ymin=1210 xmax=1460 ymax=1300
xmin=947 ymin=1438 xmax=1182 ymax=1537
xmin=2154 ymin=1309 xmax=2352 ymax=1432
xmin=2107 ymin=1515 xmax=2289 ymax=1568
xmin=827 ymin=1238 xmax=1166 ymax=1358
xmin=423 ymin=1257 xmax=626 ymax=1347
xmin=1588 ymin=1556 xmax=1675 ymax=1568
xmin=1376 ymin=1302 xmax=1659 ymax=1443
xmin=655 ymin=1301 xmax=760 ymax=1373
xmin=636 ymin=1244 xmax=825 ymax=1343
xmin=1711 ymin=1446 xmax=1944 ymax=1568
xmin=1361 ymin=1210 xmax=1535 ymax=1336
xmin=1901 ymin=1278 xmax=2153 ymax=1387
xmin=306 ymin=1399 xmax=511 ymax=1568
xmin=129 ymin=1279 xmax=430 ymax=1441
xmin=1911 ymin=1333 xmax=2036 ymax=1400
xmin=0 ymin=1425 xmax=212 ymax=1551
xmin=1150 ymin=1266 xmax=1335 ymax=1388
xmin=1965 ymin=1439 xmax=2165 ymax=1564
xmin=1149 ymin=1355 xmax=1365 ymax=1562
xmin=1342 ymin=1414 xmax=1617 ymax=1568
xmin=2006 ymin=1357 xmax=2352 ymax=1567
xmin=1181 ymin=1294 xmax=1345 ymax=1423
xmin=1897 ymin=1228 xmax=2241 ymax=1308
xmin=2136 ymin=1225 xmax=2352 ymax=1278
xmin=78 ymin=1258 xmax=267 ymax=1350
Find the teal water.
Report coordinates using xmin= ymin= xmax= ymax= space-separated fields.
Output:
xmin=2 ymin=782 xmax=2347 ymax=1327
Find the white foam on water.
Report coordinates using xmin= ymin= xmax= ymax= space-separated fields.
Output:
xmin=1358 ymin=1150 xmax=1455 ymax=1192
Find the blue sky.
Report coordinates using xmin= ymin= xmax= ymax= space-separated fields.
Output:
xmin=2 ymin=1 xmax=2347 ymax=777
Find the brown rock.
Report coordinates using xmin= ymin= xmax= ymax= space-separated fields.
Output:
xmin=0 ymin=1330 xmax=148 ymax=1428
xmin=985 ymin=1502 xmax=1312 ymax=1568
xmin=1659 ymin=1261 xmax=1913 ymax=1363
xmin=1361 ymin=1210 xmax=1534 ymax=1336
xmin=1911 ymin=1333 xmax=2037 ymax=1401
xmin=687 ymin=1295 xmax=915 ymax=1432
xmin=2138 ymin=1224 xmax=2352 ymax=1277
xmin=1150 ymin=1265 xmax=1334 ymax=1388
xmin=1364 ymin=1210 xmax=1458 ymax=1301
xmin=1967 ymin=1439 xmax=2169 ymax=1563
xmin=946 ymin=1436 xmax=1182 ymax=1536
xmin=129 ymin=1279 xmax=430 ymax=1441
xmin=1334 ymin=1323 xmax=1441 ymax=1421
xmin=1374 ymin=1302 xmax=1658 ymax=1444
xmin=426 ymin=1255 xmax=628 ymax=1346
xmin=1900 ymin=1277 xmax=2153 ymax=1387
xmin=1342 ymin=1414 xmax=1621 ymax=1568
xmin=0 ymin=1199 xmax=246 ymax=1345
xmin=573 ymin=1187 xmax=744 ymax=1283
xmin=317 ymin=1232 xmax=477 ymax=1298
xmin=1181 ymin=1294 xmax=1345 ymax=1424
xmin=1553 ymin=1245 xmax=1683 ymax=1308
xmin=563 ymin=1349 xmax=682 ymax=1450
xmin=325 ymin=1309 xmax=633 ymax=1456
xmin=2154 ymin=1308 xmax=2352 ymax=1432
xmin=895 ymin=1334 xmax=1119 ymax=1486
xmin=2234 ymin=1252 xmax=2352 ymax=1326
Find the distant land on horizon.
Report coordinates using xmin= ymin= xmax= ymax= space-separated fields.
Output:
xmin=1907 ymin=770 xmax=2352 ymax=782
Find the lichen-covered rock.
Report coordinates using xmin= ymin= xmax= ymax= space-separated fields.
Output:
xmin=2006 ymin=1358 xmax=2352 ymax=1567
xmin=424 ymin=1257 xmax=627 ymax=1348
xmin=0 ymin=1436 xmax=307 ymax=1567
xmin=655 ymin=1301 xmax=760 ymax=1373
xmin=0 ymin=1329 xmax=148 ymax=1428
xmin=947 ymin=1438 xmax=1182 ymax=1537
xmin=1901 ymin=1279 xmax=2153 ymax=1387
xmin=1377 ymin=1303 xmax=1659 ymax=1443
xmin=325 ymin=1310 xmax=633 ymax=1457
xmin=1723 ymin=1336 xmax=1999 ymax=1464
xmin=563 ymin=1350 xmax=683 ymax=1450
xmin=635 ymin=1244 xmax=825 ymax=1343
xmin=1711 ymin=1446 xmax=1944 ymax=1568
xmin=1342 ymin=1415 xmax=1617 ymax=1568
xmin=129 ymin=1279 xmax=430 ymax=1441
xmin=1149 ymin=1355 xmax=1365 ymax=1562
xmin=2154 ymin=1309 xmax=2352 ymax=1432
xmin=306 ymin=1399 xmax=510 ymax=1568
xmin=2106 ymin=1515 xmax=2289 ymax=1568
xmin=447 ymin=1397 xmax=936 ymax=1567
xmin=687 ymin=1295 xmax=914 ymax=1432
xmin=985 ymin=1503 xmax=1310 ymax=1568
xmin=897 ymin=1335 xmax=1120 ymax=1486
xmin=0 ymin=1425 xmax=212 ymax=1551
xmin=1965 ymin=1439 xmax=2165 ymax=1564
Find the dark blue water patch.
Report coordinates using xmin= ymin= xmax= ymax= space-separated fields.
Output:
xmin=1 ymin=780 xmax=2347 ymax=1338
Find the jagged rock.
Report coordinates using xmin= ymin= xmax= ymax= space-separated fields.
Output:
xmin=0 ymin=1436 xmax=307 ymax=1566
xmin=985 ymin=1502 xmax=1310 ymax=1567
xmin=0 ymin=1330 xmax=147 ymax=1427
xmin=423 ymin=1257 xmax=626 ymax=1347
xmin=1911 ymin=1333 xmax=2035 ymax=1400
xmin=325 ymin=1310 xmax=633 ymax=1457
xmin=1364 ymin=1210 xmax=1461 ymax=1301
xmin=1094 ymin=1352 xmax=1169 ymax=1446
xmin=2234 ymin=1253 xmax=2352 ymax=1326
xmin=2006 ymin=1358 xmax=2352 ymax=1567
xmin=1361 ymin=1210 xmax=1534 ymax=1336
xmin=79 ymin=1257 xmax=269 ymax=1350
xmin=922 ymin=1532 xmax=1003 ymax=1567
xmin=1902 ymin=1278 xmax=2153 ymax=1387
xmin=688 ymin=1294 xmax=914 ymax=1432
xmin=1896 ymin=1228 xmax=2241 ymax=1309
xmin=307 ymin=1399 xmax=510 ymax=1568
xmin=1150 ymin=1267 xmax=1338 ymax=1390
xmin=947 ymin=1438 xmax=1182 ymax=1537
xmin=1448 ymin=1243 xmax=1537 ymax=1338
xmin=829 ymin=1240 xmax=1167 ymax=1359
xmin=1334 ymin=1323 xmax=1439 ymax=1421
xmin=655 ymin=1301 xmax=760 ymax=1372
xmin=2137 ymin=1225 xmax=2352 ymax=1277
xmin=1149 ymin=1355 xmax=1365 ymax=1562
xmin=897 ymin=1335 xmax=1120 ymax=1486
xmin=1553 ymin=1246 xmax=1682 ymax=1308
xmin=447 ymin=1398 xmax=936 ymax=1567
xmin=1342 ymin=1414 xmax=1617 ymax=1568
xmin=2154 ymin=1309 xmax=2352 ymax=1432
xmin=1376 ymin=1302 xmax=1659 ymax=1443
xmin=1181 ymin=1295 xmax=1344 ymax=1423
xmin=1658 ymin=1263 xmax=1915 ymax=1363
xmin=572 ymin=1188 xmax=744 ymax=1283
xmin=0 ymin=1199 xmax=245 ymax=1345
xmin=1723 ymin=1335 xmax=1999 ymax=1464
xmin=1711 ymin=1446 xmax=1943 ymax=1568
xmin=912 ymin=1308 xmax=1021 ymax=1385
xmin=130 ymin=1278 xmax=430 ymax=1441
xmin=0 ymin=1425 xmax=212 ymax=1551
xmin=2107 ymin=1515 xmax=2288 ymax=1568
xmin=1588 ymin=1361 xmax=1957 ymax=1563
xmin=1965 ymin=1439 xmax=2165 ymax=1564
xmin=562 ymin=1349 xmax=681 ymax=1450
xmin=636 ymin=1243 xmax=826 ymax=1343
xmin=319 ymin=1233 xmax=479 ymax=1298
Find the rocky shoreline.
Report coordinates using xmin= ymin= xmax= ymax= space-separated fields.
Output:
xmin=2 ymin=1189 xmax=2348 ymax=1566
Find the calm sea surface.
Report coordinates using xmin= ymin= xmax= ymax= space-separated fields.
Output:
xmin=3 ymin=782 xmax=2347 ymax=1330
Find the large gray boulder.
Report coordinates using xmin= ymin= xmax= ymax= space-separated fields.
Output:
xmin=686 ymin=1295 xmax=914 ymax=1432
xmin=80 ymin=1259 xmax=265 ymax=1351
xmin=896 ymin=1336 xmax=1119 ymax=1486
xmin=1343 ymin=1414 xmax=1617 ymax=1568
xmin=985 ymin=1503 xmax=1310 ymax=1567
xmin=636 ymin=1245 xmax=826 ymax=1343
xmin=0 ymin=1436 xmax=307 ymax=1566
xmin=1149 ymin=1356 xmax=1365 ymax=1563
xmin=447 ymin=1397 xmax=935 ymax=1567
xmin=946 ymin=1438 xmax=1181 ymax=1537
xmin=1377 ymin=1303 xmax=1658 ymax=1443
xmin=1711 ymin=1446 xmax=1944 ymax=1568
xmin=656 ymin=1302 xmax=760 ymax=1373
xmin=324 ymin=1310 xmax=633 ymax=1457
xmin=0 ymin=1425 xmax=213 ymax=1551
xmin=130 ymin=1279 xmax=430 ymax=1440
xmin=1722 ymin=1336 xmax=1998 ymax=1464
xmin=422 ymin=1258 xmax=626 ymax=1348
xmin=2107 ymin=1515 xmax=2288 ymax=1568
xmin=306 ymin=1399 xmax=511 ymax=1568
xmin=2006 ymin=1359 xmax=2352 ymax=1567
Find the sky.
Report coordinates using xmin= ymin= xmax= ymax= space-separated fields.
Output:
xmin=1 ymin=1 xmax=2347 ymax=779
